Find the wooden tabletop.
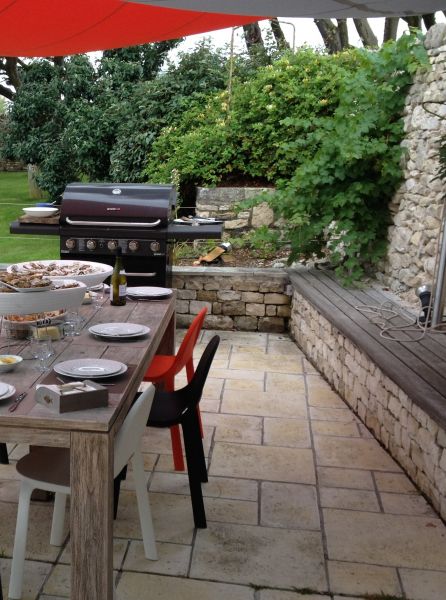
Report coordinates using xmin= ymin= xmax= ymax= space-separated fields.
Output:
xmin=0 ymin=293 xmax=176 ymax=434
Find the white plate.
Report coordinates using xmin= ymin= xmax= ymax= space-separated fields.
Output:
xmin=0 ymin=382 xmax=9 ymax=397
xmin=0 ymin=384 xmax=16 ymax=401
xmin=89 ymin=323 xmax=146 ymax=336
xmin=54 ymin=358 xmax=125 ymax=377
xmin=8 ymin=260 xmax=113 ymax=289
xmin=55 ymin=364 xmax=127 ymax=379
xmin=22 ymin=207 xmax=59 ymax=217
xmin=127 ymin=287 xmax=172 ymax=298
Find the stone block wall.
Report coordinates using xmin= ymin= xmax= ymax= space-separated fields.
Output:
xmin=289 ymin=288 xmax=446 ymax=521
xmin=380 ymin=24 xmax=446 ymax=293
xmin=196 ymin=186 xmax=276 ymax=233
xmin=0 ymin=159 xmax=25 ymax=172
xmin=172 ymin=266 xmax=291 ymax=332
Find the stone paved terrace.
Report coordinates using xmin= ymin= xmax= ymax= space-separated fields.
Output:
xmin=1 ymin=330 xmax=446 ymax=600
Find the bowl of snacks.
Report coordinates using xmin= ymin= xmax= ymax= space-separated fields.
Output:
xmin=0 ymin=355 xmax=23 ymax=373
xmin=8 ymin=260 xmax=113 ymax=289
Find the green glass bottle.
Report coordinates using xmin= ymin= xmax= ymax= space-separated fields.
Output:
xmin=110 ymin=247 xmax=127 ymax=306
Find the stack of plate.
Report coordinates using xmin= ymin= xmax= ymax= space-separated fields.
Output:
xmin=0 ymin=382 xmax=16 ymax=401
xmin=126 ymin=287 xmax=172 ymax=300
xmin=54 ymin=358 xmax=127 ymax=379
xmin=88 ymin=323 xmax=150 ymax=339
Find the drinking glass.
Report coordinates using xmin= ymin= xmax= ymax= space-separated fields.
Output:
xmin=91 ymin=284 xmax=105 ymax=309
xmin=30 ymin=337 xmax=54 ymax=373
xmin=63 ymin=311 xmax=84 ymax=337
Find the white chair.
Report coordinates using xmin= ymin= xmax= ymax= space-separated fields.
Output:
xmin=8 ymin=384 xmax=157 ymax=600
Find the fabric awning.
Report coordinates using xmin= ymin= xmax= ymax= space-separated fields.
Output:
xmin=131 ymin=0 xmax=444 ymax=19
xmin=0 ymin=0 xmax=259 ymax=57
xmin=0 ymin=0 xmax=439 ymax=57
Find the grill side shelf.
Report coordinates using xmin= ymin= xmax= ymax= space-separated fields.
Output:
xmin=10 ymin=220 xmax=61 ymax=236
xmin=167 ymin=223 xmax=222 ymax=241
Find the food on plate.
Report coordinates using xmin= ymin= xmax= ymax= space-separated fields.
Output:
xmin=52 ymin=281 xmax=80 ymax=289
xmin=0 ymin=272 xmax=52 ymax=289
xmin=9 ymin=261 xmax=104 ymax=277
xmin=4 ymin=310 xmax=66 ymax=323
xmin=0 ymin=356 xmax=17 ymax=364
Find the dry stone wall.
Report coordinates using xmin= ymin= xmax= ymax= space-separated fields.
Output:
xmin=196 ymin=186 xmax=275 ymax=233
xmin=172 ymin=266 xmax=291 ymax=332
xmin=290 ymin=288 xmax=446 ymax=521
xmin=381 ymin=24 xmax=446 ymax=293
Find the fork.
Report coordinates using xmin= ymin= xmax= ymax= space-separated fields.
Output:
xmin=8 ymin=392 xmax=27 ymax=413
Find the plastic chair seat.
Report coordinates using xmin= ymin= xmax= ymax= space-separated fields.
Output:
xmin=144 ymin=355 xmax=176 ymax=383
xmin=147 ymin=335 xmax=220 ymax=529
xmin=143 ymin=307 xmax=208 ymax=471
xmin=8 ymin=385 xmax=157 ymax=600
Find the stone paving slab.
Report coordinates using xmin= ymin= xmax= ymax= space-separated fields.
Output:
xmin=1 ymin=330 xmax=446 ymax=600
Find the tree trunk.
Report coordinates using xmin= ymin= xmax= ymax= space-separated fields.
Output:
xmin=337 ymin=19 xmax=349 ymax=49
xmin=314 ymin=19 xmax=342 ymax=54
xmin=27 ymin=164 xmax=45 ymax=200
xmin=353 ymin=18 xmax=378 ymax=48
xmin=403 ymin=16 xmax=422 ymax=28
xmin=383 ymin=17 xmax=399 ymax=42
xmin=422 ymin=14 xmax=436 ymax=29
xmin=269 ymin=18 xmax=290 ymax=50
xmin=5 ymin=58 xmax=21 ymax=91
xmin=243 ymin=22 xmax=265 ymax=51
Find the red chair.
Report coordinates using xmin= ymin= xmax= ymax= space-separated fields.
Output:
xmin=143 ymin=307 xmax=208 ymax=470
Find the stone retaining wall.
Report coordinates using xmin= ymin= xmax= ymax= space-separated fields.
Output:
xmin=172 ymin=266 xmax=291 ymax=332
xmin=289 ymin=288 xmax=446 ymax=521
xmin=0 ymin=159 xmax=25 ymax=172
xmin=196 ymin=186 xmax=276 ymax=233
xmin=380 ymin=24 xmax=446 ymax=293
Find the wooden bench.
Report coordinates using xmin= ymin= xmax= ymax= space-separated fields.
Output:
xmin=288 ymin=267 xmax=446 ymax=431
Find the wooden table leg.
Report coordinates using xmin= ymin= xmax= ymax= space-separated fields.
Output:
xmin=155 ymin=310 xmax=176 ymax=356
xmin=70 ymin=430 xmax=113 ymax=600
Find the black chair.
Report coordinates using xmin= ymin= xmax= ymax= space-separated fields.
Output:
xmin=114 ymin=335 xmax=220 ymax=528
xmin=0 ymin=442 xmax=8 ymax=464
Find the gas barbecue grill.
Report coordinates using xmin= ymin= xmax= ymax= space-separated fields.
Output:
xmin=58 ymin=182 xmax=221 ymax=287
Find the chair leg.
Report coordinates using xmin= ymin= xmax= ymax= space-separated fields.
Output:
xmin=113 ymin=465 xmax=128 ymax=519
xmin=182 ymin=414 xmax=207 ymax=528
xmin=50 ymin=492 xmax=68 ymax=546
xmin=170 ymin=425 xmax=185 ymax=472
xmin=131 ymin=451 xmax=157 ymax=560
xmin=0 ymin=443 xmax=8 ymax=465
xmin=9 ymin=481 xmax=34 ymax=600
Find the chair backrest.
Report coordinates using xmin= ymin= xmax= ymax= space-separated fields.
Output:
xmin=114 ymin=384 xmax=155 ymax=476
xmin=173 ymin=307 xmax=207 ymax=373
xmin=182 ymin=335 xmax=220 ymax=409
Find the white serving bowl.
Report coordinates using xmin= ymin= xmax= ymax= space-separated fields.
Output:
xmin=0 ymin=280 xmax=86 ymax=315
xmin=0 ymin=355 xmax=23 ymax=373
xmin=22 ymin=207 xmax=59 ymax=217
xmin=8 ymin=260 xmax=113 ymax=289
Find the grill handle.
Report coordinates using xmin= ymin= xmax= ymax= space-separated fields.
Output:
xmin=65 ymin=217 xmax=161 ymax=228
xmin=125 ymin=272 xmax=157 ymax=277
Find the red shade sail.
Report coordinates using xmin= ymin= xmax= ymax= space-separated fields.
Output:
xmin=0 ymin=0 xmax=261 ymax=57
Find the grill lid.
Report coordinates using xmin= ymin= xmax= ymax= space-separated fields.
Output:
xmin=60 ymin=183 xmax=176 ymax=228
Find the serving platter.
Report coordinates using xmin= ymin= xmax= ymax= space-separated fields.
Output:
xmin=8 ymin=260 xmax=113 ymax=289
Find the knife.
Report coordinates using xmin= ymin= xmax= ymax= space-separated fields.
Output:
xmin=8 ymin=392 xmax=27 ymax=412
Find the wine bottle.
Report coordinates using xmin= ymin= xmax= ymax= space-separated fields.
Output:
xmin=110 ymin=247 xmax=127 ymax=306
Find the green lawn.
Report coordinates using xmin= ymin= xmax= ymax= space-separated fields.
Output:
xmin=0 ymin=172 xmax=59 ymax=264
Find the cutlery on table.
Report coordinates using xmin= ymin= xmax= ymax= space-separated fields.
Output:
xmin=8 ymin=392 xmax=27 ymax=413
xmin=56 ymin=376 xmax=115 ymax=386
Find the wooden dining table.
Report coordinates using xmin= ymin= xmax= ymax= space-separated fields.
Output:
xmin=0 ymin=291 xmax=176 ymax=599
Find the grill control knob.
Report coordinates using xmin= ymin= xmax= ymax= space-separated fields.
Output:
xmin=86 ymin=239 xmax=97 ymax=251
xmin=65 ymin=238 xmax=76 ymax=250
xmin=107 ymin=240 xmax=119 ymax=251
xmin=128 ymin=240 xmax=139 ymax=252
xmin=149 ymin=241 xmax=160 ymax=253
